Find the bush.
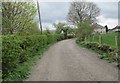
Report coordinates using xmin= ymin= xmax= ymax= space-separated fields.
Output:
xmin=2 ymin=35 xmax=23 ymax=76
xmin=2 ymin=34 xmax=63 ymax=79
xmin=46 ymin=34 xmax=56 ymax=44
xmin=54 ymin=34 xmax=64 ymax=41
xmin=67 ymin=35 xmax=74 ymax=39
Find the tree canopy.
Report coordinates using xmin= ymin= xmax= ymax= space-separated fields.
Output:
xmin=2 ymin=2 xmax=39 ymax=35
xmin=53 ymin=22 xmax=70 ymax=39
xmin=67 ymin=2 xmax=100 ymax=25
xmin=77 ymin=20 xmax=93 ymax=41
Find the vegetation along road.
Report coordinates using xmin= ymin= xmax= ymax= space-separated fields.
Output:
xmin=26 ymin=39 xmax=118 ymax=81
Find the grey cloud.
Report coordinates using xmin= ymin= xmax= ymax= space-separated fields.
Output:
xmin=39 ymin=2 xmax=70 ymax=23
xmin=39 ymin=2 xmax=118 ymax=24
xmin=96 ymin=2 xmax=118 ymax=19
xmin=36 ymin=1 xmax=118 ymax=30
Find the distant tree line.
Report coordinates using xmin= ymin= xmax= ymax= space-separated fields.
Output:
xmin=52 ymin=1 xmax=100 ymax=40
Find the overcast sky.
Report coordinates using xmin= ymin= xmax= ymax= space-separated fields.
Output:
xmin=36 ymin=0 xmax=119 ymax=30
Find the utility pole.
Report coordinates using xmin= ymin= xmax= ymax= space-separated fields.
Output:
xmin=37 ymin=0 xmax=42 ymax=34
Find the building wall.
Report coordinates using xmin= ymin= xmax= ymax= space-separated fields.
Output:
xmin=93 ymin=28 xmax=106 ymax=34
xmin=112 ymin=29 xmax=120 ymax=32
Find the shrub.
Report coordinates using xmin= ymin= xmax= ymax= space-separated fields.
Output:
xmin=2 ymin=34 xmax=63 ymax=79
xmin=54 ymin=34 xmax=64 ymax=41
xmin=2 ymin=35 xmax=23 ymax=77
xmin=46 ymin=34 xmax=56 ymax=44
xmin=67 ymin=35 xmax=74 ymax=39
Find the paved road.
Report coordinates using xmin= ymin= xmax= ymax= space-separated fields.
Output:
xmin=26 ymin=39 xmax=118 ymax=81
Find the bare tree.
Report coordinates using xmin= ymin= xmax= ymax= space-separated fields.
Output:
xmin=67 ymin=2 xmax=100 ymax=25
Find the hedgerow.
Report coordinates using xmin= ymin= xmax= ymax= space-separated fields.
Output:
xmin=2 ymin=34 xmax=63 ymax=80
xmin=77 ymin=41 xmax=119 ymax=63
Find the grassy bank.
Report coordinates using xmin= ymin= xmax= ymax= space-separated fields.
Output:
xmin=76 ymin=32 xmax=120 ymax=68
xmin=86 ymin=32 xmax=119 ymax=48
xmin=77 ymin=41 xmax=117 ymax=63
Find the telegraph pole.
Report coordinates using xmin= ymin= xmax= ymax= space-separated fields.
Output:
xmin=37 ymin=0 xmax=42 ymax=34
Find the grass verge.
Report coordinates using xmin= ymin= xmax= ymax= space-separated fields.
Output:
xmin=76 ymin=41 xmax=118 ymax=65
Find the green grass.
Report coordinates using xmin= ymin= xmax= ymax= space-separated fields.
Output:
xmin=76 ymin=32 xmax=120 ymax=68
xmin=86 ymin=32 xmax=119 ymax=48
xmin=102 ymin=32 xmax=118 ymax=48
xmin=2 ymin=45 xmax=51 ymax=81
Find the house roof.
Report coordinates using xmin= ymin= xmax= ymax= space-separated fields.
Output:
xmin=92 ymin=23 xmax=104 ymax=29
xmin=112 ymin=25 xmax=120 ymax=30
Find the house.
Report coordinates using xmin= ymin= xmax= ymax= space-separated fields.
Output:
xmin=110 ymin=26 xmax=120 ymax=32
xmin=92 ymin=23 xmax=106 ymax=34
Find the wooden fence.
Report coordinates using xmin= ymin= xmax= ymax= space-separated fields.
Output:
xmin=85 ymin=35 xmax=118 ymax=49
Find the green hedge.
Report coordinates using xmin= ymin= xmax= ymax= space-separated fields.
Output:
xmin=2 ymin=34 xmax=63 ymax=78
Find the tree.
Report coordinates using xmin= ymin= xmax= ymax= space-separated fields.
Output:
xmin=16 ymin=21 xmax=41 ymax=36
xmin=43 ymin=29 xmax=51 ymax=35
xmin=67 ymin=2 xmax=100 ymax=25
xmin=77 ymin=20 xmax=93 ymax=41
xmin=2 ymin=2 xmax=38 ymax=35
xmin=53 ymin=22 xmax=66 ymax=34
xmin=53 ymin=22 xmax=69 ymax=39
xmin=0 ymin=2 xmax=1 ymax=35
xmin=67 ymin=28 xmax=77 ymax=37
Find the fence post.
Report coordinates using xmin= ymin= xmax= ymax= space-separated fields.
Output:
xmin=99 ymin=35 xmax=102 ymax=44
xmin=115 ymin=35 xmax=119 ymax=64
xmin=115 ymin=36 xmax=118 ymax=48
xmin=85 ymin=36 xmax=87 ymax=43
xmin=93 ymin=35 xmax=94 ymax=42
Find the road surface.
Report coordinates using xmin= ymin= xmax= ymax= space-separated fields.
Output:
xmin=26 ymin=39 xmax=118 ymax=81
